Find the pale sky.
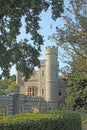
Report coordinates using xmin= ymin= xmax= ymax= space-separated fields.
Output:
xmin=1 ymin=0 xmax=69 ymax=75
xmin=10 ymin=8 xmax=65 ymax=75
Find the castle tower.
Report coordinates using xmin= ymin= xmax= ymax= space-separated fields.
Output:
xmin=45 ymin=46 xmax=58 ymax=109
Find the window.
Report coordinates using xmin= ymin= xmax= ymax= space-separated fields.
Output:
xmin=20 ymin=106 xmax=24 ymax=113
xmin=32 ymin=87 xmax=34 ymax=96
xmin=28 ymin=87 xmax=32 ymax=96
xmin=42 ymin=71 xmax=44 ymax=77
xmin=59 ymin=91 xmax=62 ymax=96
xmin=42 ymin=89 xmax=44 ymax=95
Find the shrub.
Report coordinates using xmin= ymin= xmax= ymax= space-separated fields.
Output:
xmin=0 ymin=110 xmax=81 ymax=130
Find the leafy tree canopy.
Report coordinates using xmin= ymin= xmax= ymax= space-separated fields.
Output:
xmin=5 ymin=81 xmax=17 ymax=94
xmin=0 ymin=75 xmax=16 ymax=95
xmin=66 ymin=71 xmax=87 ymax=108
xmin=50 ymin=0 xmax=87 ymax=61
xmin=65 ymin=53 xmax=87 ymax=108
xmin=0 ymin=0 xmax=64 ymax=80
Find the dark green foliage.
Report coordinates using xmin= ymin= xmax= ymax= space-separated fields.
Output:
xmin=66 ymin=71 xmax=87 ymax=109
xmin=0 ymin=0 xmax=64 ymax=79
xmin=0 ymin=110 xmax=81 ymax=130
xmin=0 ymin=75 xmax=16 ymax=95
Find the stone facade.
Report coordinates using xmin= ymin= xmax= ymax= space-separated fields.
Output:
xmin=0 ymin=95 xmax=13 ymax=116
xmin=0 ymin=46 xmax=67 ymax=116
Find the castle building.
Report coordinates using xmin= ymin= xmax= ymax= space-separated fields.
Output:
xmin=0 ymin=46 xmax=67 ymax=116
xmin=17 ymin=46 xmax=67 ymax=109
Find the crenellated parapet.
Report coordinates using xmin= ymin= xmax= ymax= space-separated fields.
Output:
xmin=40 ymin=60 xmax=46 ymax=67
xmin=0 ymin=95 xmax=13 ymax=101
xmin=46 ymin=46 xmax=58 ymax=55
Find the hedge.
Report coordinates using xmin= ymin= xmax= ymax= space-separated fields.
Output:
xmin=0 ymin=110 xmax=82 ymax=130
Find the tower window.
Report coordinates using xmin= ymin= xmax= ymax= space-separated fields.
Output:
xmin=42 ymin=71 xmax=44 ymax=77
xmin=59 ymin=91 xmax=62 ymax=96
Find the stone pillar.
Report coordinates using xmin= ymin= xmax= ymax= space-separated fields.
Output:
xmin=13 ymin=87 xmax=20 ymax=114
xmin=45 ymin=46 xmax=59 ymax=109
xmin=16 ymin=71 xmax=24 ymax=86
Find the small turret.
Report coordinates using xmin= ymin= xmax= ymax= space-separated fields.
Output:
xmin=40 ymin=60 xmax=46 ymax=67
xmin=46 ymin=46 xmax=58 ymax=55
xmin=16 ymin=71 xmax=24 ymax=86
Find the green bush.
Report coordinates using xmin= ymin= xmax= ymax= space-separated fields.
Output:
xmin=81 ymin=112 xmax=87 ymax=129
xmin=0 ymin=110 xmax=82 ymax=130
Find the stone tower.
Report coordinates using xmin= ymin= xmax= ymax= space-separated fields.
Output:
xmin=45 ymin=46 xmax=58 ymax=109
xmin=38 ymin=60 xmax=46 ymax=99
xmin=16 ymin=71 xmax=24 ymax=86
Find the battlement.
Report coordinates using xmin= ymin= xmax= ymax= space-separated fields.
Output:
xmin=0 ymin=95 xmax=13 ymax=101
xmin=40 ymin=60 xmax=46 ymax=67
xmin=20 ymin=95 xmax=41 ymax=101
xmin=46 ymin=46 xmax=58 ymax=55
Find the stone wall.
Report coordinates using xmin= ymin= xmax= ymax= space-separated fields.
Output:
xmin=0 ymin=94 xmax=47 ymax=116
xmin=0 ymin=95 xmax=13 ymax=115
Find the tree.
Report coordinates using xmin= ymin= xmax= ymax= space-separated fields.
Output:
xmin=5 ymin=81 xmax=17 ymax=94
xmin=49 ymin=0 xmax=87 ymax=108
xmin=66 ymin=71 xmax=87 ymax=108
xmin=0 ymin=0 xmax=64 ymax=80
xmin=65 ymin=53 xmax=87 ymax=108
xmin=0 ymin=75 xmax=16 ymax=95
xmin=50 ymin=0 xmax=87 ymax=60
xmin=70 ymin=54 xmax=87 ymax=72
